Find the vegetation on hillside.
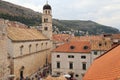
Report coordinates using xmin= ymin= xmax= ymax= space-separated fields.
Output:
xmin=0 ymin=0 xmax=41 ymax=26
xmin=53 ymin=19 xmax=119 ymax=34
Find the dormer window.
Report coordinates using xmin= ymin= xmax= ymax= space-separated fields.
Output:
xmin=70 ymin=46 xmax=75 ymax=49
xmin=83 ymin=46 xmax=88 ymax=50
xmin=99 ymin=43 xmax=102 ymax=46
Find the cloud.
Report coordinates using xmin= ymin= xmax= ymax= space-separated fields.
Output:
xmin=2 ymin=0 xmax=120 ymax=30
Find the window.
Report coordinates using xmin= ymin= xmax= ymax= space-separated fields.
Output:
xmin=69 ymin=62 xmax=73 ymax=69
xmin=68 ymin=55 xmax=74 ymax=58
xmin=41 ymin=43 xmax=43 ymax=46
xmin=94 ymin=51 xmax=98 ymax=55
xmin=57 ymin=62 xmax=60 ymax=68
xmin=45 ymin=10 xmax=47 ymax=14
xmin=81 ymin=74 xmax=85 ymax=77
xmin=20 ymin=45 xmax=24 ymax=55
xmin=82 ymin=62 xmax=86 ymax=70
xmin=46 ymin=42 xmax=48 ymax=45
xmin=48 ymin=11 xmax=50 ymax=14
xmin=46 ymin=42 xmax=48 ymax=48
xmin=83 ymin=46 xmax=89 ymax=50
xmin=44 ymin=18 xmax=48 ymax=22
xmin=29 ymin=44 xmax=32 ymax=53
xmin=99 ymin=43 xmax=102 ymax=46
xmin=81 ymin=56 xmax=86 ymax=59
xmin=75 ymin=74 xmax=79 ymax=77
xmin=44 ymin=27 xmax=48 ymax=31
xmin=41 ymin=43 xmax=43 ymax=49
xmin=57 ymin=55 xmax=60 ymax=58
xmin=70 ymin=46 xmax=75 ymax=49
xmin=105 ymin=42 xmax=107 ymax=45
xmin=36 ymin=44 xmax=38 ymax=52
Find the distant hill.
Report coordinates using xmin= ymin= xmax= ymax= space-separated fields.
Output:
xmin=0 ymin=0 xmax=42 ymax=26
xmin=0 ymin=0 xmax=119 ymax=35
xmin=53 ymin=19 xmax=119 ymax=35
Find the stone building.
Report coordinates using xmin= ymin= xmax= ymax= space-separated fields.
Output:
xmin=42 ymin=2 xmax=53 ymax=62
xmin=0 ymin=19 xmax=10 ymax=80
xmin=90 ymin=39 xmax=112 ymax=62
xmin=52 ymin=34 xmax=71 ymax=48
xmin=0 ymin=2 xmax=53 ymax=80
xmin=52 ymin=39 xmax=112 ymax=80
xmin=83 ymin=44 xmax=120 ymax=80
xmin=52 ymin=41 xmax=91 ymax=80
xmin=7 ymin=25 xmax=51 ymax=80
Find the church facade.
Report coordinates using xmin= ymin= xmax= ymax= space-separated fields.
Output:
xmin=0 ymin=2 xmax=53 ymax=80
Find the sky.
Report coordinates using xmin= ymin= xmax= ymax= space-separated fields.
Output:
xmin=2 ymin=0 xmax=120 ymax=30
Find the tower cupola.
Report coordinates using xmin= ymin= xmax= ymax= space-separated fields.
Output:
xmin=43 ymin=2 xmax=51 ymax=10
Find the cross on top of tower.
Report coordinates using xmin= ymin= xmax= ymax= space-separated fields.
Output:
xmin=43 ymin=0 xmax=51 ymax=10
xmin=46 ymin=0 xmax=48 ymax=4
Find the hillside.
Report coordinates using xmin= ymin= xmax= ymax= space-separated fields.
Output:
xmin=0 ymin=0 xmax=119 ymax=35
xmin=53 ymin=19 xmax=119 ymax=35
xmin=0 ymin=0 xmax=42 ymax=26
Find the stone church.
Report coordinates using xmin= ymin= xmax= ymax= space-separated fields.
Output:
xmin=0 ymin=2 xmax=52 ymax=80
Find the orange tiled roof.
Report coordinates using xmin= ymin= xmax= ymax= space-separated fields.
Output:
xmin=45 ymin=75 xmax=67 ymax=80
xmin=7 ymin=26 xmax=48 ymax=41
xmin=112 ymin=34 xmax=120 ymax=39
xmin=83 ymin=44 xmax=120 ymax=80
xmin=70 ymin=35 xmax=104 ymax=41
xmin=91 ymin=40 xmax=112 ymax=51
xmin=52 ymin=34 xmax=71 ymax=42
xmin=53 ymin=41 xmax=91 ymax=53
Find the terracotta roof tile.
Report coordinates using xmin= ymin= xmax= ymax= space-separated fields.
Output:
xmin=7 ymin=26 xmax=48 ymax=41
xmin=52 ymin=34 xmax=71 ymax=42
xmin=83 ymin=44 xmax=120 ymax=80
xmin=53 ymin=41 xmax=91 ymax=53
xmin=112 ymin=34 xmax=120 ymax=39
xmin=91 ymin=40 xmax=112 ymax=51
xmin=70 ymin=35 xmax=104 ymax=41
xmin=45 ymin=75 xmax=67 ymax=80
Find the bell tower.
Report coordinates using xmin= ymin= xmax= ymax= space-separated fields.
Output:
xmin=42 ymin=1 xmax=52 ymax=40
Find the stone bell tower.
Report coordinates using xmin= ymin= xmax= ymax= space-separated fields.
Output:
xmin=42 ymin=1 xmax=52 ymax=40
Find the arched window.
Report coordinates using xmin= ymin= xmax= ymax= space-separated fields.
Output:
xmin=36 ymin=43 xmax=38 ymax=52
xmin=46 ymin=42 xmax=48 ymax=45
xmin=45 ymin=10 xmax=47 ymax=14
xmin=48 ymin=11 xmax=50 ymax=14
xmin=44 ymin=18 xmax=48 ymax=22
xmin=41 ymin=43 xmax=43 ymax=49
xmin=29 ymin=44 xmax=32 ymax=53
xmin=20 ymin=45 xmax=24 ymax=55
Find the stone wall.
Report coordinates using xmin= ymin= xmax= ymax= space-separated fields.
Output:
xmin=0 ymin=19 xmax=10 ymax=80
xmin=52 ymin=52 xmax=91 ymax=80
xmin=8 ymin=39 xmax=51 ymax=79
